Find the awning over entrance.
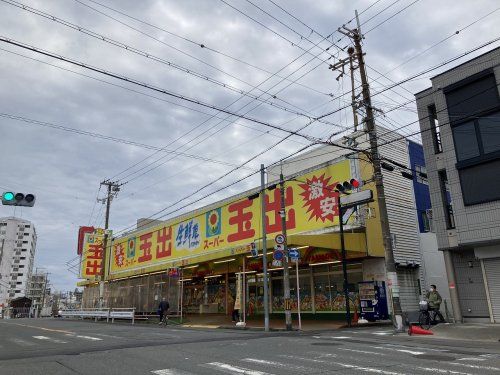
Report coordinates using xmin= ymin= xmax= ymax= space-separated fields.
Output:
xmin=288 ymin=232 xmax=367 ymax=253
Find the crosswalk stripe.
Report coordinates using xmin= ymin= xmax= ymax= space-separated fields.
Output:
xmin=76 ymin=335 xmax=102 ymax=341
xmin=243 ymin=358 xmax=313 ymax=371
xmin=449 ymin=362 xmax=500 ymax=371
xmin=205 ymin=362 xmax=273 ymax=375
xmin=261 ymin=354 xmax=405 ymax=375
xmin=32 ymin=335 xmax=67 ymax=344
xmin=417 ymin=367 xmax=472 ymax=375
xmin=10 ymin=338 xmax=36 ymax=347
xmin=395 ymin=349 xmax=425 ymax=355
xmin=151 ymin=369 xmax=194 ymax=375
xmin=337 ymin=347 xmax=387 ymax=356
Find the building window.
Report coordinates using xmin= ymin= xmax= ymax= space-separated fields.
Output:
xmin=451 ymin=110 xmax=500 ymax=164
xmin=438 ymin=170 xmax=455 ymax=229
xmin=428 ymin=105 xmax=442 ymax=153
xmin=415 ymin=165 xmax=428 ymax=185
xmin=421 ymin=210 xmax=433 ymax=232
xmin=446 ymin=72 xmax=499 ymax=123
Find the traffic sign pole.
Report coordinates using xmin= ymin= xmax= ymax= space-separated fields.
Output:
xmin=260 ymin=164 xmax=270 ymax=332
xmin=279 ymin=172 xmax=292 ymax=331
xmin=295 ymin=257 xmax=301 ymax=330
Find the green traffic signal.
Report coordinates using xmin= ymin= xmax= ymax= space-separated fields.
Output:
xmin=1 ymin=191 xmax=35 ymax=207
xmin=3 ymin=192 xmax=14 ymax=201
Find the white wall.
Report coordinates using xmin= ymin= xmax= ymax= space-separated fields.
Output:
xmin=419 ymin=233 xmax=451 ymax=307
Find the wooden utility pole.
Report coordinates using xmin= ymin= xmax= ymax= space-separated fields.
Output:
xmin=337 ymin=17 xmax=404 ymax=330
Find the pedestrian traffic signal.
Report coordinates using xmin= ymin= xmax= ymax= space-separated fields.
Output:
xmin=335 ymin=179 xmax=360 ymax=193
xmin=1 ymin=192 xmax=36 ymax=207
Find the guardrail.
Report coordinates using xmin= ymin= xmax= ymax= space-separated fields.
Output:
xmin=59 ymin=308 xmax=136 ymax=324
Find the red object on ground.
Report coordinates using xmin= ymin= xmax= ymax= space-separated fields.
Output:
xmin=408 ymin=324 xmax=434 ymax=335
xmin=353 ymin=309 xmax=359 ymax=323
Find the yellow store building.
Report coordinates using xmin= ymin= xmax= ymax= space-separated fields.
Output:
xmin=80 ymin=153 xmax=394 ymax=319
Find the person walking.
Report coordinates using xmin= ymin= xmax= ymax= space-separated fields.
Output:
xmin=231 ymin=294 xmax=240 ymax=323
xmin=158 ymin=297 xmax=170 ymax=325
xmin=426 ymin=284 xmax=445 ymax=323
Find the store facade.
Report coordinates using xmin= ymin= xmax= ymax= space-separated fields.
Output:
xmin=81 ymin=156 xmax=388 ymax=318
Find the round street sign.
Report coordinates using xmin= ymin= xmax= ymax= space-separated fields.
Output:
xmin=275 ymin=234 xmax=285 ymax=245
xmin=273 ymin=250 xmax=284 ymax=261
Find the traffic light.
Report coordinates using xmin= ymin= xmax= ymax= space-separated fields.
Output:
xmin=335 ymin=179 xmax=360 ymax=193
xmin=1 ymin=192 xmax=36 ymax=207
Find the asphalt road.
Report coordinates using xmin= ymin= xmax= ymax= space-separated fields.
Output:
xmin=1 ymin=318 xmax=500 ymax=375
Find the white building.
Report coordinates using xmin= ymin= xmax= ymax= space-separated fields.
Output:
xmin=0 ymin=217 xmax=37 ymax=308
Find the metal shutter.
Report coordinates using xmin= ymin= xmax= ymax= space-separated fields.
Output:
xmin=484 ymin=258 xmax=500 ymax=322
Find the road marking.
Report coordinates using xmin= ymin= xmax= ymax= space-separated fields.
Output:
xmin=243 ymin=358 xmax=312 ymax=371
xmin=383 ymin=343 xmax=449 ymax=352
xmin=312 ymin=335 xmax=351 ymax=339
xmin=32 ymin=335 xmax=67 ymax=344
xmin=457 ymin=357 xmax=486 ymax=362
xmin=258 ymin=356 xmax=405 ymax=375
xmin=449 ymin=362 xmax=500 ymax=371
xmin=395 ymin=349 xmax=425 ymax=355
xmin=417 ymin=367 xmax=472 ymax=375
xmin=151 ymin=369 xmax=194 ymax=375
xmin=76 ymin=335 xmax=103 ymax=341
xmin=279 ymin=354 xmax=328 ymax=364
xmin=9 ymin=338 xmax=36 ymax=347
xmin=205 ymin=362 xmax=273 ymax=375
xmin=338 ymin=347 xmax=386 ymax=356
xmin=372 ymin=331 xmax=392 ymax=336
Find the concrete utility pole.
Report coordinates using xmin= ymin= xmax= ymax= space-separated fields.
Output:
xmin=98 ymin=180 xmax=122 ymax=308
xmin=338 ymin=17 xmax=404 ymax=330
xmin=279 ymin=172 xmax=292 ymax=331
xmin=260 ymin=164 xmax=270 ymax=332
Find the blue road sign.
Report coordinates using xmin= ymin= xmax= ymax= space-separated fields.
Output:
xmin=273 ymin=250 xmax=284 ymax=261
xmin=288 ymin=248 xmax=300 ymax=260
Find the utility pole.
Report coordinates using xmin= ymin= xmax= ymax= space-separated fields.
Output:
xmin=279 ymin=171 xmax=292 ymax=331
xmin=338 ymin=201 xmax=351 ymax=327
xmin=260 ymin=164 xmax=270 ymax=332
xmin=337 ymin=15 xmax=404 ymax=330
xmin=40 ymin=273 xmax=49 ymax=317
xmin=98 ymin=179 xmax=122 ymax=308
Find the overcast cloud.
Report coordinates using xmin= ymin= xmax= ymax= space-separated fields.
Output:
xmin=0 ymin=0 xmax=498 ymax=291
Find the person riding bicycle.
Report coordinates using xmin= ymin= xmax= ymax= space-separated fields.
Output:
xmin=158 ymin=297 xmax=170 ymax=325
xmin=425 ymin=285 xmax=445 ymax=323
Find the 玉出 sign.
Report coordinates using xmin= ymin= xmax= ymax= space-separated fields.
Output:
xmin=109 ymin=160 xmax=356 ymax=278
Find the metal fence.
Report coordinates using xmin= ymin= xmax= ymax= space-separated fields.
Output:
xmin=82 ymin=273 xmax=180 ymax=314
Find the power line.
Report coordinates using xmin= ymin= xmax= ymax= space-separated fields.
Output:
xmin=0 ymin=112 xmax=252 ymax=170
xmin=77 ymin=0 xmax=331 ymax=97
xmin=3 ymin=0 xmax=336 ymax=126
xmin=365 ymin=0 xmax=422 ymax=34
xmin=112 ymin=141 xmax=317 ymax=237
xmin=0 ymin=36 xmax=332 ymax=144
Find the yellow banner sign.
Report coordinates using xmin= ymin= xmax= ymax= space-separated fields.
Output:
xmin=110 ymin=160 xmax=355 ymax=278
xmin=80 ymin=228 xmax=105 ymax=281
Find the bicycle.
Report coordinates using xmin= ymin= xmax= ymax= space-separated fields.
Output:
xmin=418 ymin=300 xmax=442 ymax=330
xmin=159 ymin=313 xmax=169 ymax=326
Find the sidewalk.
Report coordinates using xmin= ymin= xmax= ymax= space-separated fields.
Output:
xmin=179 ymin=314 xmax=344 ymax=331
xmin=428 ymin=323 xmax=500 ymax=343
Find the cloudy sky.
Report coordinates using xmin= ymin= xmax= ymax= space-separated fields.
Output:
xmin=0 ymin=0 xmax=498 ymax=291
